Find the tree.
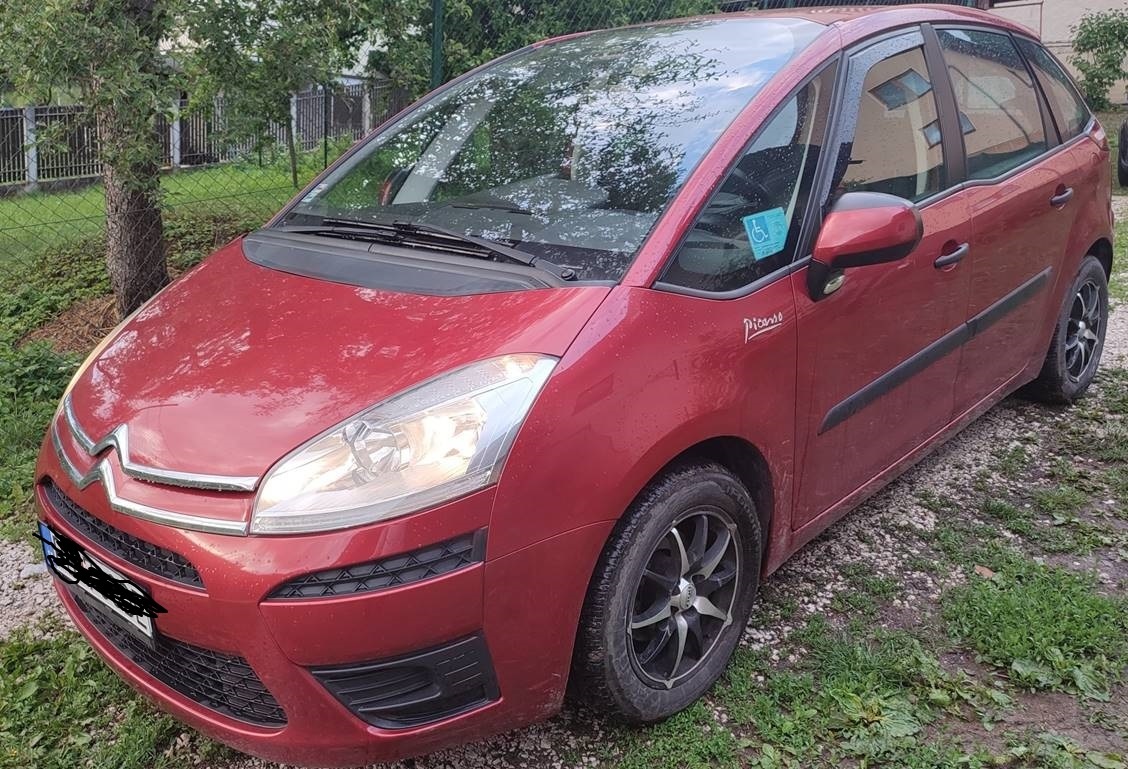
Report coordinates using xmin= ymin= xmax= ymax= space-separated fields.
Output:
xmin=0 ymin=0 xmax=176 ymax=317
xmin=180 ymin=0 xmax=371 ymax=189
xmin=367 ymin=0 xmax=719 ymax=97
xmin=1072 ymin=8 xmax=1128 ymax=111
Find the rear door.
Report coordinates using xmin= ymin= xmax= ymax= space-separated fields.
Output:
xmin=790 ymin=29 xmax=974 ymax=529
xmin=934 ymin=27 xmax=1081 ymax=415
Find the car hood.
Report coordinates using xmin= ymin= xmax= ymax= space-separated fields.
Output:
xmin=66 ymin=238 xmax=609 ymax=482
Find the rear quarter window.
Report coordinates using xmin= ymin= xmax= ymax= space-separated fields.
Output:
xmin=1015 ymin=37 xmax=1091 ymax=141
xmin=938 ymin=29 xmax=1049 ymax=181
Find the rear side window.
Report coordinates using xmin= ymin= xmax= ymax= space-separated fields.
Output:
xmin=938 ymin=29 xmax=1048 ymax=180
xmin=1015 ymin=37 xmax=1091 ymax=140
xmin=838 ymin=46 xmax=947 ymax=202
xmin=662 ymin=66 xmax=835 ymax=293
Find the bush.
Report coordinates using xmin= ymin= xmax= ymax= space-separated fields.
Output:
xmin=1072 ymin=9 xmax=1128 ymax=111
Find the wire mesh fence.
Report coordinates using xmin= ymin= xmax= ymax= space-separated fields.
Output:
xmin=0 ymin=79 xmax=405 ymax=339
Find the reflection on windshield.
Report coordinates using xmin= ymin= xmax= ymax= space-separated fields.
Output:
xmin=283 ymin=17 xmax=824 ymax=281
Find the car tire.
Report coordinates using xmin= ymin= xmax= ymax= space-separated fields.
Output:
xmin=1119 ymin=120 xmax=1128 ymax=188
xmin=570 ymin=460 xmax=761 ymax=722
xmin=1021 ymin=255 xmax=1109 ymax=404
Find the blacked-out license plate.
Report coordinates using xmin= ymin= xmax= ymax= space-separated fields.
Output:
xmin=37 ymin=521 xmax=164 ymax=648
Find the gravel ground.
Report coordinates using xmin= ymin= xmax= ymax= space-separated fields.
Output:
xmin=0 ymin=540 xmax=57 ymax=640
xmin=4 ymin=215 xmax=1126 ymax=766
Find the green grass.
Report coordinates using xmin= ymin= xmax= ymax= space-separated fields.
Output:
xmin=712 ymin=619 xmax=1007 ymax=768
xmin=943 ymin=556 xmax=1128 ymax=699
xmin=1111 ymin=219 xmax=1128 ymax=304
xmin=996 ymin=443 xmax=1032 ymax=479
xmin=0 ymin=621 xmax=232 ymax=769
xmin=1007 ymin=732 xmax=1128 ymax=769
xmin=831 ymin=563 xmax=901 ymax=618
xmin=607 ymin=700 xmax=740 ymax=769
xmin=0 ymin=151 xmax=337 ymax=262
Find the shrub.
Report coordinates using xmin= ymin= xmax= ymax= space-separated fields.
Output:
xmin=1072 ymin=9 xmax=1128 ymax=111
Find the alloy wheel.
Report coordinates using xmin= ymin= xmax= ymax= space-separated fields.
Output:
xmin=1066 ymin=278 xmax=1103 ymax=381
xmin=627 ymin=508 xmax=741 ymax=689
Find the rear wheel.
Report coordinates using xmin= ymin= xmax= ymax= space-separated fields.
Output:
xmin=571 ymin=461 xmax=761 ymax=722
xmin=1022 ymin=255 xmax=1108 ymax=404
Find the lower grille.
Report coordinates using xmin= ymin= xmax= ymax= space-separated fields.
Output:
xmin=71 ymin=591 xmax=286 ymax=726
xmin=311 ymin=634 xmax=498 ymax=729
xmin=43 ymin=479 xmax=203 ymax=588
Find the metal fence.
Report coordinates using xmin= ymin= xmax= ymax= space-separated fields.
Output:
xmin=0 ymin=82 xmax=394 ymax=191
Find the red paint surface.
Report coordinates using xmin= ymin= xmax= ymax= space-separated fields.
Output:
xmin=34 ymin=7 xmax=1112 ymax=765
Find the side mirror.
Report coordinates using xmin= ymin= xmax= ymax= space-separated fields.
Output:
xmin=807 ymin=192 xmax=923 ymax=300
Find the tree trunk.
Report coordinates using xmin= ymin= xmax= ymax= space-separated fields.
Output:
xmin=102 ymin=159 xmax=169 ymax=318
xmin=284 ymin=116 xmax=299 ymax=188
xmin=90 ymin=0 xmax=170 ymax=319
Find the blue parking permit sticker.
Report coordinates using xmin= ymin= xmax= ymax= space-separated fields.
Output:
xmin=742 ymin=208 xmax=790 ymax=261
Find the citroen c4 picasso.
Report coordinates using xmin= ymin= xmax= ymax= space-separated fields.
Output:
xmin=35 ymin=5 xmax=1112 ymax=766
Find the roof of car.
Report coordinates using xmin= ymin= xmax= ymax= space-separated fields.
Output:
xmin=735 ymin=4 xmax=1032 ymax=35
xmin=536 ymin=4 xmax=1035 ymax=50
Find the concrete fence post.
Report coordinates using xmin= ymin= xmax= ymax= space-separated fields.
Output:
xmin=23 ymin=105 xmax=38 ymax=192
xmin=362 ymin=84 xmax=373 ymax=132
xmin=290 ymin=93 xmax=299 ymax=150
xmin=170 ymin=100 xmax=182 ymax=168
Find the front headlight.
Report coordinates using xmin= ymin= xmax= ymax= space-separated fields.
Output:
xmin=251 ymin=354 xmax=557 ymax=534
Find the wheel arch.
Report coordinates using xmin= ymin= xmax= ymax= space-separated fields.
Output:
xmin=652 ymin=436 xmax=774 ymax=557
xmin=1090 ymin=237 xmax=1113 ymax=280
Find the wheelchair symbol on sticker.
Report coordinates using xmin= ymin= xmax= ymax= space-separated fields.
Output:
xmin=742 ymin=208 xmax=789 ymax=261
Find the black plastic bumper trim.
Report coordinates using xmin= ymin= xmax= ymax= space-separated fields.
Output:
xmin=310 ymin=634 xmax=499 ymax=729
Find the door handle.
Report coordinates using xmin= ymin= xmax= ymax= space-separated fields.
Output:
xmin=1050 ymin=187 xmax=1074 ymax=208
xmin=934 ymin=243 xmax=970 ymax=270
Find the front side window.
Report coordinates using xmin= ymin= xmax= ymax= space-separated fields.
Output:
xmin=838 ymin=46 xmax=947 ymax=203
xmin=662 ymin=66 xmax=835 ymax=292
xmin=1015 ymin=37 xmax=1091 ymax=141
xmin=281 ymin=18 xmax=824 ymax=282
xmin=939 ymin=29 xmax=1049 ymax=180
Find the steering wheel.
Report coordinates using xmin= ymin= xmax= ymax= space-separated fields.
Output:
xmin=693 ymin=168 xmax=775 ymax=237
xmin=725 ymin=167 xmax=774 ymax=206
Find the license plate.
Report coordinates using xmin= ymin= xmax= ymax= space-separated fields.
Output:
xmin=38 ymin=521 xmax=163 ymax=647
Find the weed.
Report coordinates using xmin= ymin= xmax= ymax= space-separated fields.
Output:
xmin=0 ymin=623 xmax=184 ymax=769
xmin=1034 ymin=486 xmax=1091 ymax=518
xmin=997 ymin=444 xmax=1032 ymax=479
xmin=608 ymin=700 xmax=738 ymax=769
xmin=942 ymin=556 xmax=1128 ymax=699
xmin=1005 ymin=731 xmax=1127 ymax=768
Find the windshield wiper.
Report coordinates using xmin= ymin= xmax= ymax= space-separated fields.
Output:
xmin=448 ymin=201 xmax=534 ymax=215
xmin=279 ymin=218 xmax=577 ymax=281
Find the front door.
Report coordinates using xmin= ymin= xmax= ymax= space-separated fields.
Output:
xmin=792 ymin=30 xmax=973 ymax=529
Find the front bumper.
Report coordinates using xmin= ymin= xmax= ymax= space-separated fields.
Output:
xmin=35 ymin=422 xmax=613 ymax=766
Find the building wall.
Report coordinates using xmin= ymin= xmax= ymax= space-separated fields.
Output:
xmin=989 ymin=0 xmax=1127 ymax=103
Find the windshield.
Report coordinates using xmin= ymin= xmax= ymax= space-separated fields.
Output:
xmin=280 ymin=17 xmax=824 ymax=282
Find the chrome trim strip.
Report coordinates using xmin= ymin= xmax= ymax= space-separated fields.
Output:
xmin=63 ymin=396 xmax=259 ymax=492
xmin=51 ymin=422 xmax=249 ymax=536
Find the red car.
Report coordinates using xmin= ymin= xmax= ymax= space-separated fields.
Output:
xmin=36 ymin=5 xmax=1111 ymax=766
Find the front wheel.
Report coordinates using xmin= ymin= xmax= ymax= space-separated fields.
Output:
xmin=1021 ymin=255 xmax=1109 ymax=404
xmin=570 ymin=461 xmax=761 ymax=722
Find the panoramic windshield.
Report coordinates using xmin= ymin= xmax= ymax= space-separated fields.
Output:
xmin=280 ymin=17 xmax=824 ymax=281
